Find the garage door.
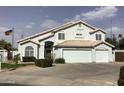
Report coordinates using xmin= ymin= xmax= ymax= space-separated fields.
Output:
xmin=96 ymin=50 xmax=109 ymax=62
xmin=63 ymin=49 xmax=92 ymax=63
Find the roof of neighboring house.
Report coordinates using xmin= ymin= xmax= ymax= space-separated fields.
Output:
xmin=17 ymin=20 xmax=98 ymax=43
xmin=55 ymin=40 xmax=114 ymax=48
xmin=0 ymin=46 xmax=6 ymax=50
xmin=0 ymin=47 xmax=7 ymax=52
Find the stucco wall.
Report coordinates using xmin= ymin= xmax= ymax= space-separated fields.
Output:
xmin=0 ymin=50 xmax=7 ymax=62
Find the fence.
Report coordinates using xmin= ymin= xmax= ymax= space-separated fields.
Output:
xmin=115 ymin=50 xmax=124 ymax=62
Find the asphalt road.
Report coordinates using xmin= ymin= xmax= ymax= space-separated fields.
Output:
xmin=0 ymin=63 xmax=123 ymax=86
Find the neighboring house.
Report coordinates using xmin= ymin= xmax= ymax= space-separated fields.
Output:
xmin=17 ymin=20 xmax=114 ymax=63
xmin=0 ymin=47 xmax=7 ymax=62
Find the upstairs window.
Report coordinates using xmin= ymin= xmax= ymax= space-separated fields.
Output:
xmin=96 ymin=34 xmax=102 ymax=40
xmin=58 ymin=33 xmax=65 ymax=40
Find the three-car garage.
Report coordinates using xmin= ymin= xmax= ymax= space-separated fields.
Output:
xmin=55 ymin=40 xmax=114 ymax=63
xmin=62 ymin=48 xmax=110 ymax=63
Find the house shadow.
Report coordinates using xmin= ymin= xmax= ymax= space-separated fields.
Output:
xmin=0 ymin=83 xmax=29 ymax=86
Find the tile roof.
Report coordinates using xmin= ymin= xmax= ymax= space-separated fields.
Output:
xmin=55 ymin=40 xmax=114 ymax=48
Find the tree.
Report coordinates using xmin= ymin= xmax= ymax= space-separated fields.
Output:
xmin=118 ymin=34 xmax=123 ymax=39
xmin=105 ymin=37 xmax=117 ymax=48
xmin=0 ymin=39 xmax=11 ymax=50
xmin=13 ymin=54 xmax=20 ymax=64
xmin=118 ymin=38 xmax=124 ymax=49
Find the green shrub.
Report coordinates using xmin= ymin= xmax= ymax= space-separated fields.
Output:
xmin=118 ymin=66 xmax=124 ymax=86
xmin=13 ymin=54 xmax=20 ymax=64
xmin=118 ymin=78 xmax=124 ymax=86
xmin=45 ymin=53 xmax=52 ymax=59
xmin=119 ymin=66 xmax=124 ymax=79
xmin=35 ymin=59 xmax=53 ymax=68
xmin=54 ymin=58 xmax=65 ymax=64
xmin=22 ymin=56 xmax=36 ymax=62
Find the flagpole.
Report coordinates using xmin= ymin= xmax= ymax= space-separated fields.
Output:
xmin=12 ymin=28 xmax=14 ymax=59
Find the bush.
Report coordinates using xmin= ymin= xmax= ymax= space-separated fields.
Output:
xmin=35 ymin=59 xmax=53 ymax=68
xmin=45 ymin=53 xmax=52 ymax=59
xmin=54 ymin=58 xmax=65 ymax=64
xmin=118 ymin=66 xmax=124 ymax=86
xmin=13 ymin=54 xmax=20 ymax=64
xmin=22 ymin=56 xmax=36 ymax=62
xmin=119 ymin=66 xmax=124 ymax=79
xmin=118 ymin=78 xmax=124 ymax=86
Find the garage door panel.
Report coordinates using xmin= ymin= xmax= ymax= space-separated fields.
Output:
xmin=63 ymin=50 xmax=92 ymax=63
xmin=96 ymin=50 xmax=109 ymax=62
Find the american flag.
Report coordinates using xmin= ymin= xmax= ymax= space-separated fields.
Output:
xmin=5 ymin=29 xmax=13 ymax=36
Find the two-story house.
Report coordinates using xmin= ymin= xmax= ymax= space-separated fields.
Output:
xmin=17 ymin=20 xmax=114 ymax=63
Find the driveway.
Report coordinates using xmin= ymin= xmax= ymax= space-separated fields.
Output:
xmin=0 ymin=63 xmax=123 ymax=86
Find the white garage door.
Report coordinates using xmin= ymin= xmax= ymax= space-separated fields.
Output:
xmin=63 ymin=49 xmax=92 ymax=63
xmin=96 ymin=50 xmax=109 ymax=62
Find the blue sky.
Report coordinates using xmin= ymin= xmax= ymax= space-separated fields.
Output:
xmin=0 ymin=6 xmax=124 ymax=47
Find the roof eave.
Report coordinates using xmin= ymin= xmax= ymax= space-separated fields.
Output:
xmin=94 ymin=42 xmax=115 ymax=48
xmin=90 ymin=30 xmax=106 ymax=34
xmin=55 ymin=45 xmax=93 ymax=48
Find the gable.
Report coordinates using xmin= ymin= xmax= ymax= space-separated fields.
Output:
xmin=53 ymin=21 xmax=96 ymax=33
xmin=53 ymin=23 xmax=96 ymax=44
xmin=95 ymin=43 xmax=112 ymax=50
xmin=94 ymin=42 xmax=114 ymax=48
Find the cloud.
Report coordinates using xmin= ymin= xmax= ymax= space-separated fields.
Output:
xmin=25 ymin=22 xmax=35 ymax=29
xmin=45 ymin=15 xmax=50 ymax=18
xmin=40 ymin=19 xmax=59 ymax=30
xmin=73 ymin=6 xmax=118 ymax=21
xmin=0 ymin=27 xmax=9 ymax=31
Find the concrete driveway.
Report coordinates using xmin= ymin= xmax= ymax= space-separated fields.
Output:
xmin=0 ymin=63 xmax=123 ymax=86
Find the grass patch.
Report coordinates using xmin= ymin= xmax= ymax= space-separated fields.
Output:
xmin=1 ymin=63 xmax=33 ymax=70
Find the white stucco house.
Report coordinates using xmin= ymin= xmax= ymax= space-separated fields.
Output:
xmin=17 ymin=20 xmax=115 ymax=63
xmin=0 ymin=47 xmax=7 ymax=62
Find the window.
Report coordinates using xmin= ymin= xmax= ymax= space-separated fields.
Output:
xmin=25 ymin=46 xmax=34 ymax=57
xmin=96 ymin=34 xmax=102 ymax=40
xmin=58 ymin=33 xmax=65 ymax=40
xmin=75 ymin=33 xmax=84 ymax=39
xmin=76 ymin=33 xmax=82 ymax=36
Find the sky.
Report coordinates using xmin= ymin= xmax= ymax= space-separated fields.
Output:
xmin=0 ymin=6 xmax=124 ymax=47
